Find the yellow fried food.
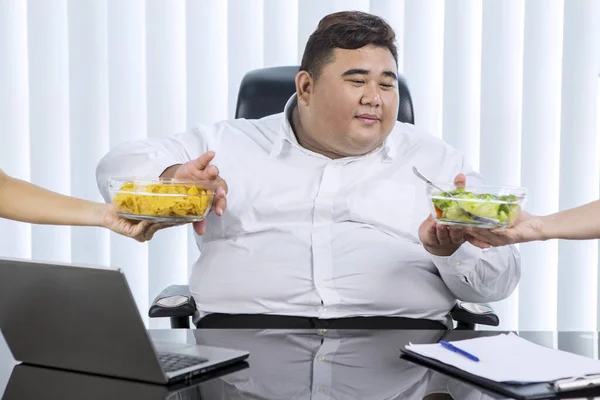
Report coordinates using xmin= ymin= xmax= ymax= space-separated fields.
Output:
xmin=112 ymin=182 xmax=213 ymax=218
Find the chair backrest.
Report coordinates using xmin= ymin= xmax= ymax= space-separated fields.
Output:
xmin=235 ymin=66 xmax=414 ymax=124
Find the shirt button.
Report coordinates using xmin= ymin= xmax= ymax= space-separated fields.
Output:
xmin=322 ymin=329 xmax=328 ymax=335
xmin=455 ymin=261 xmax=461 ymax=267
xmin=317 ymin=216 xmax=326 ymax=223
xmin=317 ymin=388 xmax=324 ymax=393
xmin=318 ymin=356 xmax=325 ymax=361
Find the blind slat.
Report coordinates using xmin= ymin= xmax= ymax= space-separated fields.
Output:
xmin=28 ymin=0 xmax=71 ymax=263
xmin=107 ymin=0 xmax=149 ymax=322
xmin=146 ymin=0 xmax=189 ymax=328
xmin=0 ymin=0 xmax=31 ymax=259
xmin=518 ymin=0 xmax=564 ymax=331
xmin=68 ymin=0 xmax=110 ymax=267
xmin=479 ymin=0 xmax=525 ymax=330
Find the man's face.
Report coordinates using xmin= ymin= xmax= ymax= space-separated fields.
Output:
xmin=297 ymin=45 xmax=399 ymax=158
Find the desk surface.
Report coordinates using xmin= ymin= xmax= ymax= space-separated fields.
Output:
xmin=0 ymin=329 xmax=599 ymax=400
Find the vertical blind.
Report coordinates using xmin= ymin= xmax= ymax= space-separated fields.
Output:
xmin=0 ymin=0 xmax=599 ymax=330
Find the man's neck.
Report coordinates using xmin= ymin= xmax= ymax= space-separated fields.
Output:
xmin=289 ymin=105 xmax=343 ymax=160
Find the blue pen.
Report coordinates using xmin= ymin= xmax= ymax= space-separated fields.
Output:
xmin=439 ymin=340 xmax=480 ymax=362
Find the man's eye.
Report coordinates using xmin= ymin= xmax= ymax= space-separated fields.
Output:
xmin=350 ymin=80 xmax=365 ymax=84
xmin=380 ymin=83 xmax=395 ymax=88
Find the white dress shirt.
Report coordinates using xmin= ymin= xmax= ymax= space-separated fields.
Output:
xmin=96 ymin=95 xmax=520 ymax=324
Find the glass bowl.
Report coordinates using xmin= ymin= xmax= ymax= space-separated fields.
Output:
xmin=108 ymin=178 xmax=215 ymax=223
xmin=426 ymin=183 xmax=528 ymax=229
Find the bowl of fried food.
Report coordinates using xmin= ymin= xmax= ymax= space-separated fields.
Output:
xmin=108 ymin=178 xmax=215 ymax=223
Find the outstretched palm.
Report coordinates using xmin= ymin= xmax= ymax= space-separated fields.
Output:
xmin=102 ymin=206 xmax=177 ymax=242
xmin=464 ymin=211 xmax=544 ymax=248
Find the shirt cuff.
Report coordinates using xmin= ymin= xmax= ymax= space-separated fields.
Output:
xmin=428 ymin=242 xmax=483 ymax=279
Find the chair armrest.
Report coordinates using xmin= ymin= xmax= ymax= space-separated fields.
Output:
xmin=450 ymin=301 xmax=500 ymax=330
xmin=148 ymin=285 xmax=196 ymax=319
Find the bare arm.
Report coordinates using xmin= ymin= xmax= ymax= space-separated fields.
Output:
xmin=464 ymin=200 xmax=600 ymax=248
xmin=539 ymin=200 xmax=600 ymax=240
xmin=0 ymin=169 xmax=170 ymax=242
xmin=0 ymin=169 xmax=107 ymax=226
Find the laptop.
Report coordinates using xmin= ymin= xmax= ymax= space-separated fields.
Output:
xmin=0 ymin=257 xmax=249 ymax=385
xmin=3 ymin=361 xmax=249 ymax=399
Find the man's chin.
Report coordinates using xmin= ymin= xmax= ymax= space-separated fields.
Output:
xmin=343 ymin=132 xmax=386 ymax=152
xmin=341 ymin=139 xmax=384 ymax=157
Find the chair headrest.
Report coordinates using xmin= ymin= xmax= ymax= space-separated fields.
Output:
xmin=235 ymin=66 xmax=414 ymax=124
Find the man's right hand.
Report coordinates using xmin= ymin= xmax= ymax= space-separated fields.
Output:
xmin=161 ymin=151 xmax=228 ymax=235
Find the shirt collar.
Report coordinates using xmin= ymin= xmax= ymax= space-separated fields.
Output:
xmin=269 ymin=93 xmax=398 ymax=163
xmin=268 ymin=94 xmax=300 ymax=159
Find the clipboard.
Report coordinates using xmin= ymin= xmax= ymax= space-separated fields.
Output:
xmin=400 ymin=347 xmax=600 ymax=400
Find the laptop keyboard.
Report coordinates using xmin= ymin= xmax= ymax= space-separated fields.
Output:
xmin=157 ymin=352 xmax=208 ymax=373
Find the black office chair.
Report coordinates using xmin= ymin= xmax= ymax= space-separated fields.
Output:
xmin=149 ymin=66 xmax=500 ymax=331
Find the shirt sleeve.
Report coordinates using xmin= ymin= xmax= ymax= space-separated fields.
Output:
xmin=428 ymin=151 xmax=522 ymax=303
xmin=95 ymin=124 xmax=221 ymax=202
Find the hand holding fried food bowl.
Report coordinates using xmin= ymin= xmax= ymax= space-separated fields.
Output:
xmin=109 ymin=152 xmax=228 ymax=235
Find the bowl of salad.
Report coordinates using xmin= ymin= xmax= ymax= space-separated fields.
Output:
xmin=427 ymin=184 xmax=528 ymax=229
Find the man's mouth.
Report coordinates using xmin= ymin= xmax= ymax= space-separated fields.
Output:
xmin=356 ymin=114 xmax=380 ymax=124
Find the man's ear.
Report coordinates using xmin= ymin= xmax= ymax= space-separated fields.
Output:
xmin=295 ymin=71 xmax=313 ymax=107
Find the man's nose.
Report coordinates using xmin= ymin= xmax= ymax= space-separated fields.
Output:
xmin=360 ymin=82 xmax=382 ymax=107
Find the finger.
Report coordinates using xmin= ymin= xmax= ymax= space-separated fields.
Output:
xmin=213 ymin=192 xmax=227 ymax=216
xmin=176 ymin=152 xmax=221 ymax=182
xmin=142 ymin=222 xmax=180 ymax=241
xmin=465 ymin=229 xmax=501 ymax=247
xmin=464 ymin=227 xmax=490 ymax=238
xmin=490 ymin=227 xmax=511 ymax=236
xmin=204 ymin=165 xmax=220 ymax=179
xmin=435 ymin=224 xmax=452 ymax=246
xmin=130 ymin=220 xmax=150 ymax=240
xmin=487 ymin=228 xmax=519 ymax=245
xmin=465 ymin=234 xmax=491 ymax=249
xmin=189 ymin=151 xmax=216 ymax=171
xmin=181 ymin=160 xmax=218 ymax=181
xmin=193 ymin=220 xmax=206 ymax=235
xmin=210 ymin=183 xmax=227 ymax=215
xmin=423 ymin=217 xmax=439 ymax=245
xmin=453 ymin=173 xmax=466 ymax=189
xmin=144 ymin=223 xmax=163 ymax=241
xmin=448 ymin=226 xmax=465 ymax=244
xmin=469 ymin=227 xmax=509 ymax=244
xmin=213 ymin=176 xmax=228 ymax=193
xmin=208 ymin=177 xmax=228 ymax=215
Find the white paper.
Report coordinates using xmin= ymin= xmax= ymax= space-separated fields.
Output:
xmin=405 ymin=333 xmax=600 ymax=383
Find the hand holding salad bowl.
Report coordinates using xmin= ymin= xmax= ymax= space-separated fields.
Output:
xmin=414 ymin=166 xmax=528 ymax=254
